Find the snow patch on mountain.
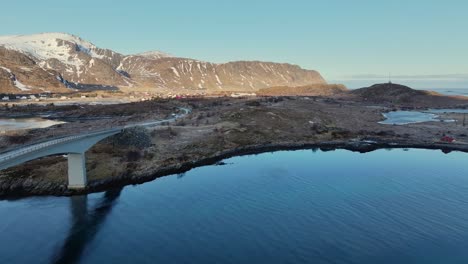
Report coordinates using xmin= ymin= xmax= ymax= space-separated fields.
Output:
xmin=135 ymin=50 xmax=171 ymax=59
xmin=0 ymin=66 xmax=31 ymax=91
xmin=0 ymin=33 xmax=104 ymax=66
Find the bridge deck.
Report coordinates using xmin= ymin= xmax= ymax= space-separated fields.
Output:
xmin=0 ymin=107 xmax=189 ymax=171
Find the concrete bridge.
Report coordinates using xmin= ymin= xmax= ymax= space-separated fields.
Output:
xmin=0 ymin=108 xmax=189 ymax=189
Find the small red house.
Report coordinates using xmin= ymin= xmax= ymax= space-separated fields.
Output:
xmin=440 ymin=136 xmax=455 ymax=143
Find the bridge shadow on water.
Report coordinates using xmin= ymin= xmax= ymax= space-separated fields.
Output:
xmin=51 ymin=187 xmax=123 ymax=264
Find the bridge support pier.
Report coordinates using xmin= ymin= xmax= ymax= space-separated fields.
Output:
xmin=68 ymin=153 xmax=87 ymax=189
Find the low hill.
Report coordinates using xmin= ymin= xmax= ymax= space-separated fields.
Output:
xmin=352 ymin=83 xmax=435 ymax=98
xmin=350 ymin=83 xmax=467 ymax=107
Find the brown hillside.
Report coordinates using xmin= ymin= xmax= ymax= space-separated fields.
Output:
xmin=257 ymin=84 xmax=347 ymax=96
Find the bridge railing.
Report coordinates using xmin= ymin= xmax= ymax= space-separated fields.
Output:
xmin=0 ymin=107 xmax=190 ymax=164
xmin=0 ymin=121 xmax=118 ymax=154
xmin=0 ymin=129 xmax=121 ymax=163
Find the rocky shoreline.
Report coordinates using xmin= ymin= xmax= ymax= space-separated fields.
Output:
xmin=1 ymin=138 xmax=467 ymax=199
xmin=1 ymin=93 xmax=467 ymax=199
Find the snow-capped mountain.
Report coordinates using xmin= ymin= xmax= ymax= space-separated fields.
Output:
xmin=0 ymin=45 xmax=69 ymax=93
xmin=0 ymin=33 xmax=106 ymax=63
xmin=0 ymin=33 xmax=131 ymax=90
xmin=0 ymin=33 xmax=327 ymax=94
xmin=135 ymin=51 xmax=172 ymax=60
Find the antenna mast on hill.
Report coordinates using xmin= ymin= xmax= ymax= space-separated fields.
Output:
xmin=389 ymin=72 xmax=392 ymax=84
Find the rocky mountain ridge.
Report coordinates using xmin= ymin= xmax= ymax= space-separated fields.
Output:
xmin=0 ymin=33 xmax=327 ymax=94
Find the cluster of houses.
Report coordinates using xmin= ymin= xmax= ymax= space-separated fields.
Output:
xmin=1 ymin=94 xmax=50 ymax=102
xmin=230 ymin=92 xmax=257 ymax=98
xmin=0 ymin=90 xmax=259 ymax=105
xmin=0 ymin=93 xmax=97 ymax=102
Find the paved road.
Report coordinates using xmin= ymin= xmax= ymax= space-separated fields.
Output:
xmin=0 ymin=107 xmax=190 ymax=167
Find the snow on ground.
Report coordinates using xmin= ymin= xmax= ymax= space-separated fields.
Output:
xmin=0 ymin=66 xmax=31 ymax=91
xmin=171 ymin=67 xmax=180 ymax=78
xmin=215 ymin=74 xmax=223 ymax=85
xmin=13 ymin=79 xmax=31 ymax=91
xmin=1 ymin=66 xmax=12 ymax=74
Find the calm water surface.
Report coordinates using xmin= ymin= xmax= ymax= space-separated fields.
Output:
xmin=379 ymin=111 xmax=440 ymax=125
xmin=1 ymin=149 xmax=468 ymax=264
xmin=379 ymin=109 xmax=468 ymax=125
xmin=0 ymin=117 xmax=64 ymax=131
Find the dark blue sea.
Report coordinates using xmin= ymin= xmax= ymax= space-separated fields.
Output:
xmin=1 ymin=149 xmax=468 ymax=264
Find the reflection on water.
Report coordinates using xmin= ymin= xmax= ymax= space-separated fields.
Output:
xmin=1 ymin=149 xmax=468 ymax=264
xmin=0 ymin=117 xmax=65 ymax=132
xmin=53 ymin=188 xmax=123 ymax=264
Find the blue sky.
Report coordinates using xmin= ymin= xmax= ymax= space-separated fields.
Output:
xmin=1 ymin=0 xmax=467 ymax=88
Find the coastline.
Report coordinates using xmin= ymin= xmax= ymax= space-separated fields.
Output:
xmin=1 ymin=94 xmax=468 ymax=199
xmin=1 ymin=138 xmax=466 ymax=199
